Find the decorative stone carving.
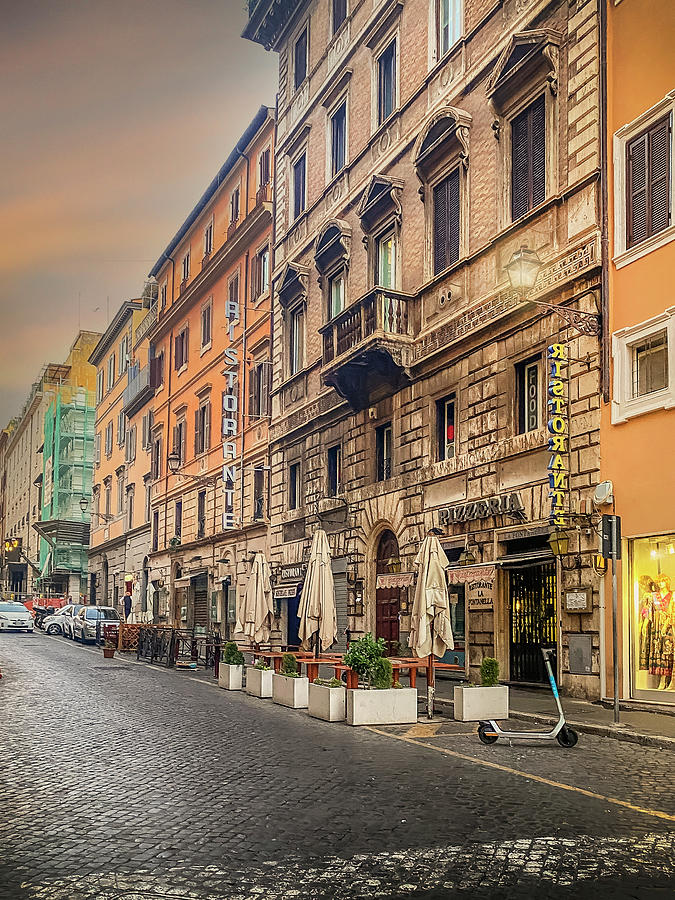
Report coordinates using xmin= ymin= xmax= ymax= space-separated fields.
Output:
xmin=327 ymin=19 xmax=350 ymax=74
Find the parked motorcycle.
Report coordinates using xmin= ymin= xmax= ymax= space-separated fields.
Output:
xmin=33 ymin=606 xmax=58 ymax=630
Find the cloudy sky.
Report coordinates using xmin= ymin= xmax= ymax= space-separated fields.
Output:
xmin=0 ymin=0 xmax=277 ymax=426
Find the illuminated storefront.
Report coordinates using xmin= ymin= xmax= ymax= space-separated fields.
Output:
xmin=629 ymin=534 xmax=675 ymax=703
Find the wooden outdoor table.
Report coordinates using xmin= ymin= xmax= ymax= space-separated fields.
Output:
xmin=388 ymin=657 xmax=463 ymax=687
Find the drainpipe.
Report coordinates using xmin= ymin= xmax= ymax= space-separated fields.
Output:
xmin=235 ymin=144 xmax=251 ymax=534
xmin=267 ymin=100 xmax=278 ymax=538
xmin=599 ymin=0 xmax=610 ymax=402
xmin=240 ymin=249 xmax=250 ymax=531
xmin=162 ymin=253 xmax=176 ymax=556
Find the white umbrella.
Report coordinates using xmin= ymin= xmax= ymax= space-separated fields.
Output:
xmin=237 ymin=551 xmax=274 ymax=645
xmin=410 ymin=534 xmax=454 ymax=718
xmin=298 ymin=529 xmax=337 ymax=654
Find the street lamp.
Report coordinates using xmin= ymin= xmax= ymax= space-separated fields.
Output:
xmin=80 ymin=495 xmax=114 ymax=523
xmin=548 ymin=528 xmax=582 ymax=570
xmin=505 ymin=246 xmax=542 ymax=293
xmin=167 ymin=450 xmax=181 ymax=475
xmin=506 ymin=245 xmax=601 ymax=337
xmin=458 ymin=546 xmax=477 ymax=566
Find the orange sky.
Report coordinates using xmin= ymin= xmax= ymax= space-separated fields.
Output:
xmin=0 ymin=0 xmax=277 ymax=425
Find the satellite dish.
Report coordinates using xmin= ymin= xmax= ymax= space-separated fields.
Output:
xmin=593 ymin=480 xmax=614 ymax=508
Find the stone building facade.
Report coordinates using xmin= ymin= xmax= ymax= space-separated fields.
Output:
xmin=246 ymin=0 xmax=605 ymax=696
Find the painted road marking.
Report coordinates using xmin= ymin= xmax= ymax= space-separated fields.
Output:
xmin=366 ymin=726 xmax=675 ymax=823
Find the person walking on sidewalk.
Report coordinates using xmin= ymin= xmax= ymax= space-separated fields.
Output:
xmin=123 ymin=588 xmax=132 ymax=622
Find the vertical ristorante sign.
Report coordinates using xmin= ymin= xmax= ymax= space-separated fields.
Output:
xmin=221 ymin=297 xmax=240 ymax=529
xmin=547 ymin=343 xmax=568 ymax=527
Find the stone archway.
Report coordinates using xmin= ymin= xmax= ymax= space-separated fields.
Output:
xmin=375 ymin=529 xmax=401 ymax=654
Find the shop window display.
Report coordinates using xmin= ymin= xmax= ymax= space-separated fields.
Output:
xmin=632 ymin=535 xmax=675 ymax=699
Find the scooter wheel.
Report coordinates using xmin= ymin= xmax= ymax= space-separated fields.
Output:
xmin=478 ymin=724 xmax=499 ymax=745
xmin=556 ymin=726 xmax=579 ymax=748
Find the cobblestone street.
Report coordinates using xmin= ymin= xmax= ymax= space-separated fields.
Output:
xmin=1 ymin=632 xmax=674 ymax=900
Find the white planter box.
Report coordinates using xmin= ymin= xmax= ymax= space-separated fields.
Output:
xmin=308 ymin=683 xmax=346 ymax=721
xmin=273 ymin=673 xmax=309 ymax=708
xmin=218 ymin=663 xmax=243 ymax=691
xmin=246 ymin=666 xmax=273 ymax=698
xmin=453 ymin=685 xmax=509 ymax=721
xmin=346 ymin=687 xmax=418 ymax=726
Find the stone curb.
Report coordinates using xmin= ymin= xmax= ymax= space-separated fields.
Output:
xmin=432 ymin=697 xmax=675 ymax=750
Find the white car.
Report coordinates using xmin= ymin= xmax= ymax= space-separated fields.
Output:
xmin=43 ymin=604 xmax=83 ymax=637
xmin=72 ymin=606 xmax=120 ymax=644
xmin=0 ymin=601 xmax=34 ymax=632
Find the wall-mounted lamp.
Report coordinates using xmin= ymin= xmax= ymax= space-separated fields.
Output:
xmin=548 ymin=528 xmax=582 ymax=570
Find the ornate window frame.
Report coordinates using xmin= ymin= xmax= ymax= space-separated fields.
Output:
xmin=413 ymin=105 xmax=471 ymax=280
xmin=315 ymin=219 xmax=352 ymax=322
xmin=612 ymin=91 xmax=675 ymax=268
xmin=358 ymin=174 xmax=404 ymax=289
xmin=486 ymin=30 xmax=561 ymax=229
xmin=611 ymin=306 xmax=675 ymax=423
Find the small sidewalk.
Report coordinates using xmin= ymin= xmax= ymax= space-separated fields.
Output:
xmin=429 ymin=676 xmax=675 ymax=749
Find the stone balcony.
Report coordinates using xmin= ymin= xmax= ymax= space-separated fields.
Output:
xmin=320 ymin=288 xmax=415 ymax=411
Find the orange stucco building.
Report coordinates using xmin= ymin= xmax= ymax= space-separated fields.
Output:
xmin=602 ymin=0 xmax=675 ymax=705
xmin=88 ymin=286 xmax=156 ymax=616
xmin=146 ymin=106 xmax=275 ymax=633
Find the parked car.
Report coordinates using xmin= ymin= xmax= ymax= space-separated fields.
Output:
xmin=72 ymin=606 xmax=120 ymax=644
xmin=61 ymin=604 xmax=85 ymax=639
xmin=43 ymin=604 xmax=83 ymax=636
xmin=0 ymin=601 xmax=35 ymax=633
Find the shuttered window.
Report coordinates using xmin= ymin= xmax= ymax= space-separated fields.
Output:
xmin=433 ymin=168 xmax=460 ymax=275
xmin=511 ymin=94 xmax=546 ymax=221
xmin=627 ymin=115 xmax=671 ymax=248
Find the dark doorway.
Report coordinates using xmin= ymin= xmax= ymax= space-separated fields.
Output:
xmin=375 ymin=529 xmax=401 ymax=654
xmin=509 ymin=561 xmax=557 ymax=683
xmin=89 ymin=572 xmax=97 ymax=605
xmin=193 ymin=573 xmax=208 ymax=630
xmin=287 ymin=583 xmax=302 ymax=649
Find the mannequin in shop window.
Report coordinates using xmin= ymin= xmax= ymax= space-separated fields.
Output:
xmin=638 ymin=575 xmax=658 ymax=673
xmin=648 ymin=574 xmax=675 ymax=691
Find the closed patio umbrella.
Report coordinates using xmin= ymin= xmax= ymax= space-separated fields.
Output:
xmin=236 ymin=551 xmax=274 ymax=645
xmin=410 ymin=534 xmax=454 ymax=718
xmin=298 ymin=529 xmax=337 ymax=654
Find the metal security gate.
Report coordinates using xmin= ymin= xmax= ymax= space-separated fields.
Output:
xmin=509 ymin=562 xmax=557 ymax=683
xmin=193 ymin=574 xmax=208 ymax=629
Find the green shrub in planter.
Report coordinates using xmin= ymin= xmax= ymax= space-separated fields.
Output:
xmin=343 ymin=633 xmax=388 ymax=688
xmin=480 ymin=657 xmax=500 ymax=687
xmin=222 ymin=642 xmax=244 ymax=666
xmin=371 ymin=657 xmax=393 ymax=690
xmin=313 ymin=677 xmax=343 ymax=687
xmin=280 ymin=652 xmax=300 ymax=677
xmin=253 ymin=660 xmax=271 ymax=671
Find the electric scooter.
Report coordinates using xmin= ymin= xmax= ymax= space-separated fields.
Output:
xmin=477 ymin=647 xmax=579 ymax=748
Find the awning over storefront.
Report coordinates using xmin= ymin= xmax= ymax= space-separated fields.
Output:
xmin=497 ymin=550 xmax=553 ymax=568
xmin=376 ymin=572 xmax=415 ymax=589
xmin=446 ymin=565 xmax=496 ymax=584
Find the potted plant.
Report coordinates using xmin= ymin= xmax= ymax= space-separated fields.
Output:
xmin=272 ymin=653 xmax=309 ymax=709
xmin=453 ymin=657 xmax=509 ymax=721
xmin=246 ymin=659 xmax=274 ymax=698
xmin=308 ymin=676 xmax=347 ymax=722
xmin=102 ymin=639 xmax=116 ymax=660
xmin=218 ymin=642 xmax=245 ymax=691
xmin=344 ymin=634 xmax=417 ymax=726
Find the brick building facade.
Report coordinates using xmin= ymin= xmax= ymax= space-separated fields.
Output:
xmin=246 ymin=0 xmax=605 ymax=696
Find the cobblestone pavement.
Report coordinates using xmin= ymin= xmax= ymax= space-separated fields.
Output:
xmin=1 ymin=632 xmax=673 ymax=900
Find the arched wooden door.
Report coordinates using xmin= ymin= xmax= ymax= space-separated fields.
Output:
xmin=375 ymin=530 xmax=401 ymax=654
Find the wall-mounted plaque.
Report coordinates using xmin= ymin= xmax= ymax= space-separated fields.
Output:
xmin=565 ymin=587 xmax=592 ymax=613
